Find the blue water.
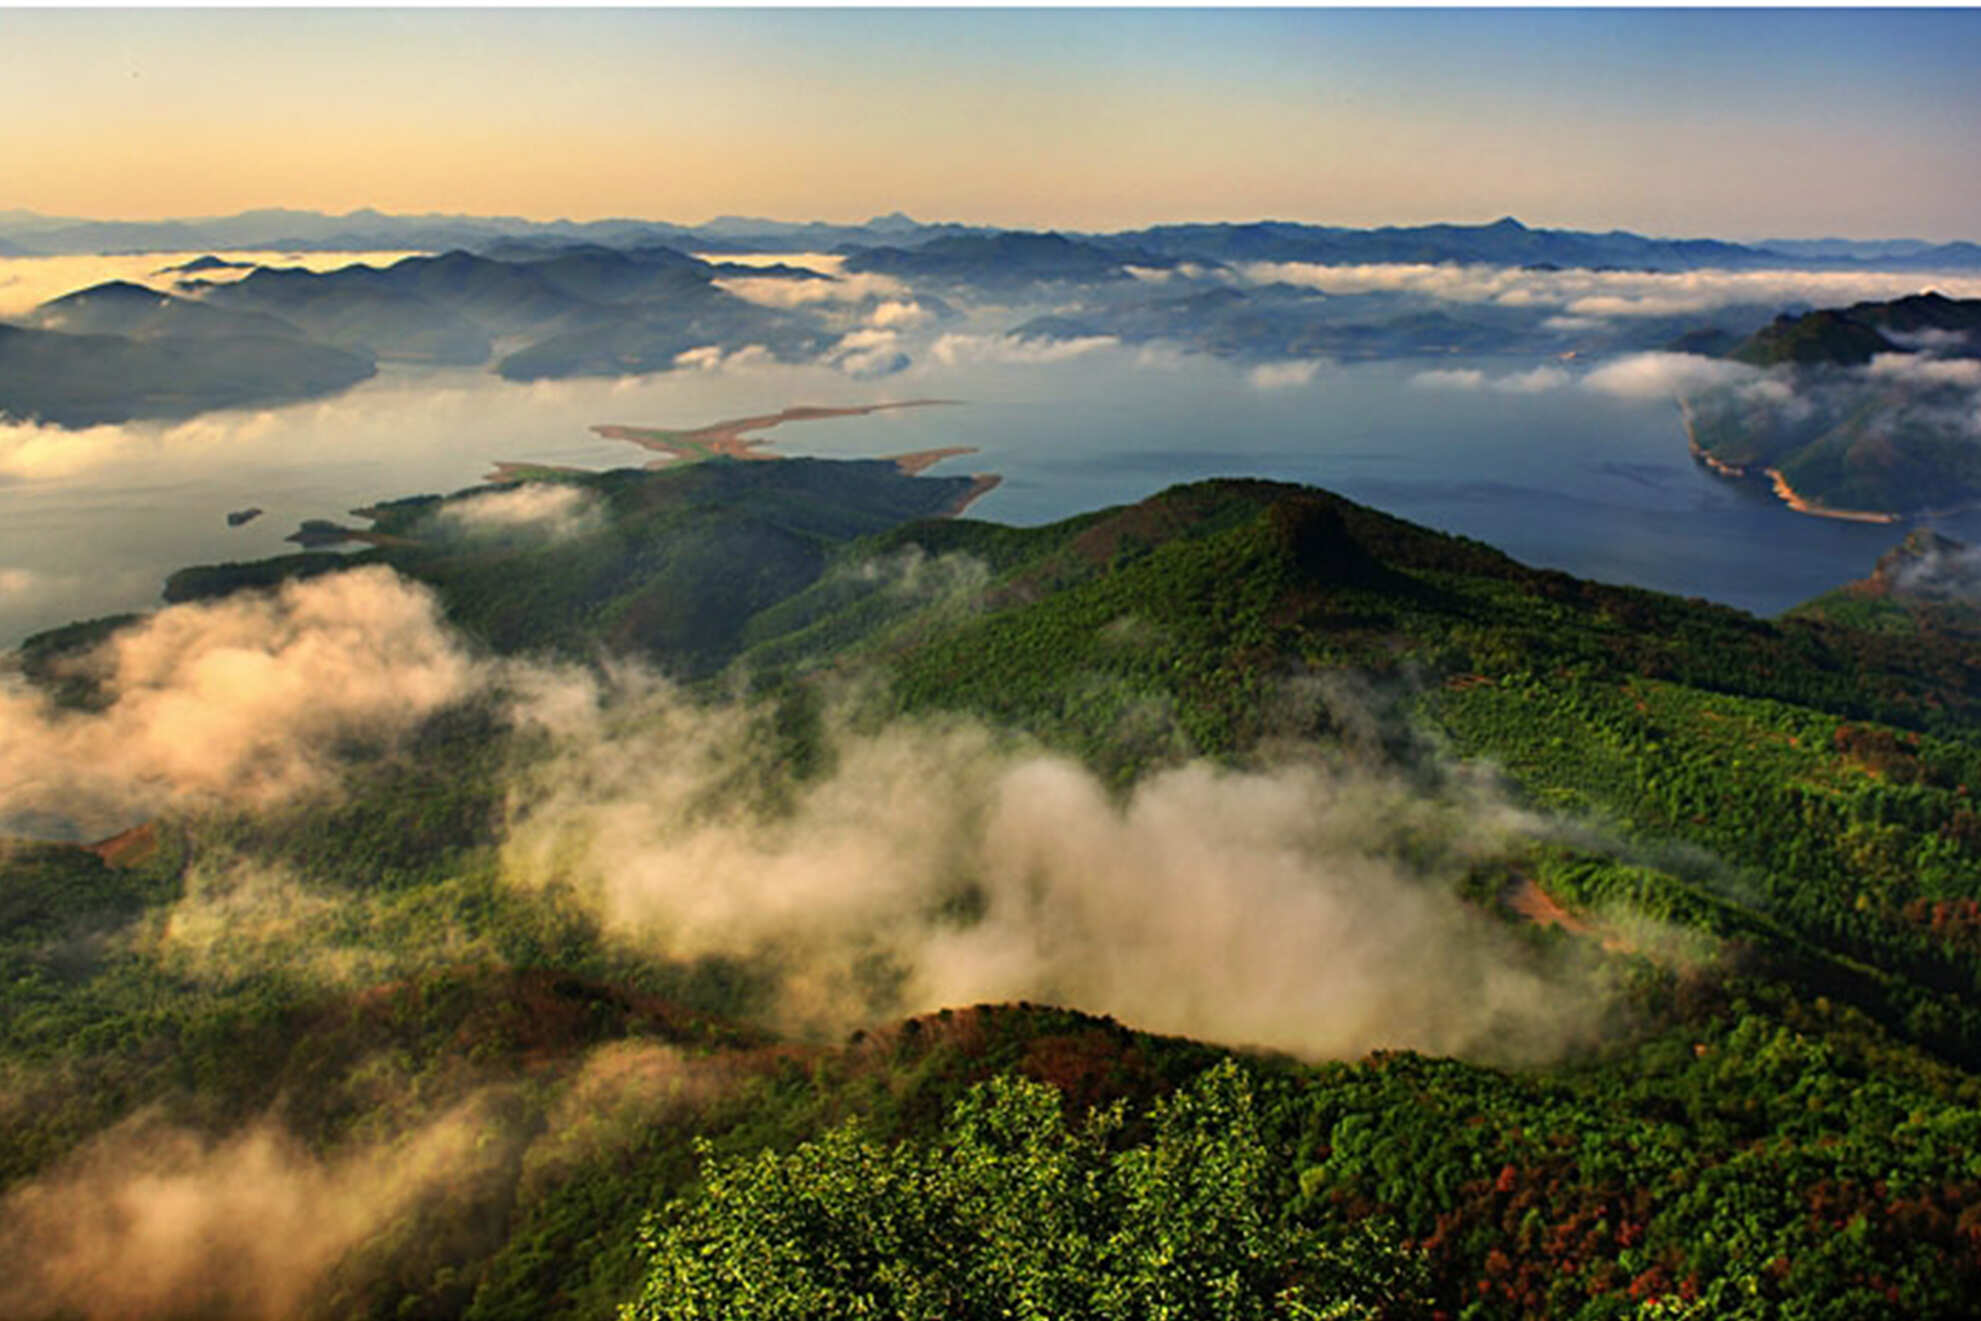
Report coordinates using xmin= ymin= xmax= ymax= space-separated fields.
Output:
xmin=1 ymin=349 xmax=1965 ymax=647
xmin=817 ymin=352 xmax=1961 ymax=618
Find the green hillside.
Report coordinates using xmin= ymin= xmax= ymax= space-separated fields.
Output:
xmin=1688 ymin=293 xmax=1981 ymax=516
xmin=1728 ymin=309 xmax=1897 ymax=368
xmin=12 ymin=458 xmax=1981 ymax=1317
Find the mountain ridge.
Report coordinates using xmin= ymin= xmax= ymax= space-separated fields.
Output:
xmin=6 ymin=206 xmax=1980 ymax=270
xmin=15 ymin=457 xmax=1981 ymax=1315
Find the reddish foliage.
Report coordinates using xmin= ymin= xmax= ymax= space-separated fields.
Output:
xmin=1020 ymin=1028 xmax=1151 ymax=1115
xmin=1832 ymin=723 xmax=1924 ymax=782
xmin=1903 ymin=897 xmax=1981 ymax=954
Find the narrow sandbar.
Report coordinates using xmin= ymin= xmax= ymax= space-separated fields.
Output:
xmin=594 ymin=399 xmax=962 ymax=464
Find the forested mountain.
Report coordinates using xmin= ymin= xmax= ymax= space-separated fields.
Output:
xmin=0 ymin=248 xmax=843 ymax=422
xmin=0 ymin=318 xmax=375 ymax=427
xmin=1684 ymin=293 xmax=1981 ymax=517
xmin=10 ymin=455 xmax=1981 ymax=1317
xmin=1729 ymin=293 xmax=1981 ymax=369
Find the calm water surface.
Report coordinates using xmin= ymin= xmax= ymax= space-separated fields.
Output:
xmin=2 ymin=349 xmax=1967 ymax=648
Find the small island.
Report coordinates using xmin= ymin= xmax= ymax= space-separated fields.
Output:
xmin=225 ymin=506 xmax=263 ymax=528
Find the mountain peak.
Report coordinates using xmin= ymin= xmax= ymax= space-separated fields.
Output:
xmin=42 ymin=279 xmax=166 ymax=307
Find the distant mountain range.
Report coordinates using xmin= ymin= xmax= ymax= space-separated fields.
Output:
xmin=0 ymin=207 xmax=996 ymax=259
xmin=3 ymin=207 xmax=1979 ymax=270
xmin=9 ymin=208 xmax=1981 ymax=430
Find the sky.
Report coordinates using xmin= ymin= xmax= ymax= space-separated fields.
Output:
xmin=2 ymin=7 xmax=1979 ymax=240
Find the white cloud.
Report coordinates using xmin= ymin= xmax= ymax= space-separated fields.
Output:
xmin=1132 ymin=342 xmax=1190 ymax=372
xmin=1885 ymin=327 xmax=1973 ymax=354
xmin=1413 ymin=364 xmax=1575 ymax=395
xmin=1865 ymin=352 xmax=1981 ymax=390
xmin=0 ymin=251 xmax=429 ymax=320
xmin=827 ymin=327 xmax=910 ymax=378
xmin=694 ymin=250 xmax=846 ymax=276
xmin=1412 ymin=367 xmax=1486 ymax=390
xmin=0 ymin=1099 xmax=510 ymax=1321
xmin=1239 ymin=261 xmax=1981 ymax=320
xmin=1246 ymin=359 xmax=1327 ymax=390
xmin=0 ymin=566 xmax=484 ymax=836
xmin=713 ymin=270 xmax=909 ymax=310
xmin=867 ymin=299 xmax=930 ymax=329
xmin=672 ymin=345 xmax=725 ymax=372
xmin=1577 ymin=351 xmax=1761 ymax=401
xmin=671 ymin=343 xmax=775 ymax=374
xmin=501 ymin=680 xmax=1605 ymax=1063
xmin=431 ymin=483 xmax=602 ymax=543
xmin=1122 ymin=262 xmax=1214 ymax=284
xmin=929 ymin=332 xmax=1119 ymax=366
xmin=1493 ymin=365 xmax=1571 ymax=394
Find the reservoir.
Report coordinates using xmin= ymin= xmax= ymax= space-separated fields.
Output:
xmin=4 ymin=341 xmax=1972 ymax=649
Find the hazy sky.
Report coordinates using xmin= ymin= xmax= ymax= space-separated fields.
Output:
xmin=4 ymin=8 xmax=1979 ymax=239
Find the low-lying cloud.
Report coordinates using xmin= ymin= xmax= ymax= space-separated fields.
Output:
xmin=5 ymin=553 xmax=1618 ymax=1063
xmin=1495 ymin=364 xmax=1573 ymax=394
xmin=929 ymin=331 xmax=1120 ymax=366
xmin=1891 ymin=540 xmax=1981 ymax=602
xmin=430 ymin=482 xmax=603 ymax=543
xmin=672 ymin=343 xmax=776 ymax=373
xmin=1413 ymin=367 xmax=1487 ymax=391
xmin=0 ymin=1031 xmax=755 ymax=1321
xmin=1866 ymin=352 xmax=1981 ymax=390
xmin=0 ymin=251 xmax=428 ymax=320
xmin=501 ymin=674 xmax=1602 ymax=1063
xmin=0 ymin=566 xmax=483 ymax=838
xmin=713 ymin=268 xmax=910 ymax=312
xmin=1124 ymin=262 xmax=1214 ymax=284
xmin=1246 ymin=359 xmax=1329 ymax=390
xmin=1415 ymin=352 xmax=1785 ymax=404
xmin=867 ymin=299 xmax=932 ymax=329
xmin=0 ymin=1099 xmax=506 ymax=1321
xmin=1577 ymin=351 xmax=1762 ymax=401
xmin=827 ymin=327 xmax=911 ymax=379
xmin=1240 ymin=261 xmax=1981 ymax=321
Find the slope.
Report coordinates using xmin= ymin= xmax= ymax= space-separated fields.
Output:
xmin=12 ymin=464 xmax=1981 ymax=1317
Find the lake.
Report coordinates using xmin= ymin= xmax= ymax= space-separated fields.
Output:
xmin=2 ymin=338 xmax=1965 ymax=649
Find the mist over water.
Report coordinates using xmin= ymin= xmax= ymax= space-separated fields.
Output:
xmin=3 ymin=302 xmax=1970 ymax=647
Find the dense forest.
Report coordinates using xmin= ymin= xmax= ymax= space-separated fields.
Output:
xmin=9 ymin=454 xmax=1981 ymax=1318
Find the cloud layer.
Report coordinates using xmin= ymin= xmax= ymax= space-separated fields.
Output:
xmin=0 ymin=1100 xmax=505 ymax=1321
xmin=929 ymin=331 xmax=1120 ymax=366
xmin=0 ymin=567 xmax=482 ymax=837
xmin=1413 ymin=351 xmax=1776 ymax=403
xmin=0 ymin=251 xmax=428 ymax=320
xmin=502 ymin=675 xmax=1602 ymax=1062
xmin=1239 ymin=261 xmax=1981 ymax=321
xmin=430 ymin=482 xmax=603 ymax=542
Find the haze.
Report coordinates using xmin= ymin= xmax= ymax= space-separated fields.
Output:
xmin=4 ymin=8 xmax=1979 ymax=240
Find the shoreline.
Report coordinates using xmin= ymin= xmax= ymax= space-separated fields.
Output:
xmin=942 ymin=473 xmax=1003 ymax=517
xmin=593 ymin=399 xmax=962 ymax=464
xmin=1680 ymin=399 xmax=1902 ymax=525
xmin=589 ymin=399 xmax=997 ymax=517
xmin=483 ymin=401 xmax=995 ymax=516
xmin=1760 ymin=468 xmax=1900 ymax=525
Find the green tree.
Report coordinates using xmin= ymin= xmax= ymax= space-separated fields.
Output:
xmin=621 ymin=1061 xmax=1422 ymax=1320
